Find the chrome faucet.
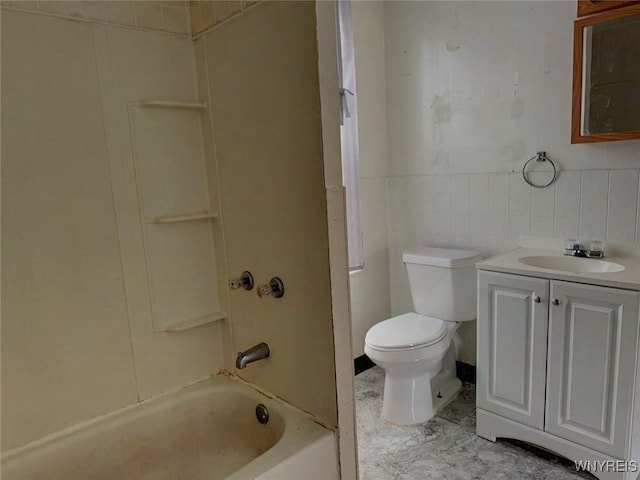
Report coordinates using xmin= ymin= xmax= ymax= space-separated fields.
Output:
xmin=236 ymin=342 xmax=270 ymax=369
xmin=564 ymin=241 xmax=588 ymax=257
xmin=564 ymin=239 xmax=604 ymax=259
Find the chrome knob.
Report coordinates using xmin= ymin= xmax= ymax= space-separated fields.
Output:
xmin=229 ymin=271 xmax=254 ymax=291
xmin=257 ymin=277 xmax=285 ymax=299
xmin=552 ymin=298 xmax=561 ymax=306
xmin=534 ymin=296 xmax=541 ymax=303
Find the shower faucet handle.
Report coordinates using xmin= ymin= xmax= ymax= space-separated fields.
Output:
xmin=229 ymin=271 xmax=254 ymax=290
xmin=257 ymin=277 xmax=285 ymax=298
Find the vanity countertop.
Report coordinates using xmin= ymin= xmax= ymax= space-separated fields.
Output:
xmin=477 ymin=236 xmax=640 ymax=291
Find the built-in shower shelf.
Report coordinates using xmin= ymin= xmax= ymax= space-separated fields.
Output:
xmin=145 ymin=212 xmax=219 ymax=224
xmin=135 ymin=100 xmax=207 ymax=110
xmin=163 ymin=312 xmax=226 ymax=332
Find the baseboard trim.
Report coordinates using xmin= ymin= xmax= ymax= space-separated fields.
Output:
xmin=354 ymin=354 xmax=375 ymax=375
xmin=456 ymin=361 xmax=476 ymax=384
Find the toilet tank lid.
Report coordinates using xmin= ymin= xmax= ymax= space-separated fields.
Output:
xmin=402 ymin=247 xmax=483 ymax=268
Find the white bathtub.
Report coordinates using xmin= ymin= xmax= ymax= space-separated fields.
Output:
xmin=1 ymin=375 xmax=339 ymax=480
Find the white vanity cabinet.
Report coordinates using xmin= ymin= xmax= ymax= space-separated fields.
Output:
xmin=477 ymin=272 xmax=549 ymax=430
xmin=477 ymin=270 xmax=640 ymax=480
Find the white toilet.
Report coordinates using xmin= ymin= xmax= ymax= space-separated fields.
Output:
xmin=364 ymin=247 xmax=482 ymax=426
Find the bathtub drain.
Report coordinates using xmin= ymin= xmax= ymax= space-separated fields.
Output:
xmin=256 ymin=404 xmax=269 ymax=424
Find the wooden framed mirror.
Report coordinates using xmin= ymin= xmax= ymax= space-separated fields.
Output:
xmin=571 ymin=4 xmax=640 ymax=143
xmin=577 ymin=0 xmax=637 ymax=18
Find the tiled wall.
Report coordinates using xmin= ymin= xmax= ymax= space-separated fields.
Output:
xmin=349 ymin=1 xmax=391 ymax=359
xmin=389 ymin=169 xmax=640 ymax=256
xmin=1 ymin=1 xmax=190 ymax=35
xmin=189 ymin=0 xmax=259 ymax=36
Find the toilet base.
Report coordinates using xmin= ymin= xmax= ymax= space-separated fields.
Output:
xmin=431 ymin=344 xmax=463 ymax=412
xmin=381 ymin=373 xmax=434 ymax=425
xmin=379 ymin=342 xmax=463 ymax=426
xmin=431 ymin=376 xmax=462 ymax=413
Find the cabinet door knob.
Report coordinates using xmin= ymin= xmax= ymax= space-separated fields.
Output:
xmin=534 ymin=296 xmax=542 ymax=303
xmin=552 ymin=298 xmax=561 ymax=306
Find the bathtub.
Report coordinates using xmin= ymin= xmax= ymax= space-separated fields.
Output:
xmin=1 ymin=375 xmax=339 ymax=480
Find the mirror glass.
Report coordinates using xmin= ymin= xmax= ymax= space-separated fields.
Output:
xmin=583 ymin=14 xmax=640 ymax=135
xmin=572 ymin=7 xmax=640 ymax=143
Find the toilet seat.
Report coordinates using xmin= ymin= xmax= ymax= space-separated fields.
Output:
xmin=365 ymin=312 xmax=448 ymax=351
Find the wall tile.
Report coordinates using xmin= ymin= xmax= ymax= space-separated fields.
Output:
xmin=163 ymin=1 xmax=187 ymax=9
xmin=2 ymin=0 xmax=39 ymax=11
xmin=69 ymin=1 xmax=106 ymax=20
xmin=468 ymin=235 xmax=489 ymax=252
xmin=531 ymin=193 xmax=554 ymax=218
xmin=469 ymin=214 xmax=489 ymax=236
xmin=469 ymin=193 xmax=489 ymax=214
xmin=452 ymin=213 xmax=470 ymax=237
xmin=489 ymin=214 xmax=508 ymax=236
xmin=489 ymin=173 xmax=509 ymax=194
xmin=104 ymin=2 xmax=136 ymax=27
xmin=555 ymin=171 xmax=581 ymax=218
xmin=135 ymin=2 xmax=163 ymax=30
xmin=487 ymin=236 xmax=510 ymax=255
xmin=510 ymin=172 xmax=532 ymax=195
xmin=579 ymin=170 xmax=609 ymax=241
xmin=434 ymin=174 xmax=451 ymax=194
xmin=607 ymin=170 xmax=639 ymax=242
xmin=489 ymin=193 xmax=509 ymax=217
xmin=202 ymin=1 xmax=216 ymax=26
xmin=38 ymin=1 xmax=82 ymax=18
xmin=581 ymin=171 xmax=609 ymax=217
xmin=451 ymin=175 xmax=469 ymax=214
xmin=509 ymin=214 xmax=531 ymax=248
xmin=555 ymin=214 xmax=579 ymax=239
xmin=509 ymin=194 xmax=531 ymax=216
xmin=451 ymin=174 xmax=469 ymax=194
xmin=213 ymin=1 xmax=231 ymax=23
xmin=163 ymin=4 xmax=188 ymax=34
xmin=531 ymin=215 xmax=554 ymax=237
xmin=229 ymin=1 xmax=243 ymax=15
xmin=433 ymin=193 xmax=451 ymax=213
xmin=469 ymin=174 xmax=489 ymax=194
xmin=580 ymin=215 xmax=607 ymax=241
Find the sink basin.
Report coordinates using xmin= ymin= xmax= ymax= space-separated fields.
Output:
xmin=518 ymin=255 xmax=625 ymax=274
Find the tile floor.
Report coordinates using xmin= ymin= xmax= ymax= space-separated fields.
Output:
xmin=355 ymin=367 xmax=594 ymax=480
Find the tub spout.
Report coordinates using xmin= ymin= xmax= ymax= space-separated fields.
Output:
xmin=236 ymin=343 xmax=270 ymax=369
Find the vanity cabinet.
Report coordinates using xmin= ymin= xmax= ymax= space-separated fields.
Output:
xmin=477 ymin=271 xmax=640 ymax=479
xmin=476 ymin=273 xmax=549 ymax=430
xmin=546 ymin=281 xmax=639 ymax=458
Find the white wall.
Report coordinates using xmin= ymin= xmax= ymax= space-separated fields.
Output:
xmin=349 ymin=1 xmax=391 ymax=358
xmin=383 ymin=1 xmax=640 ymax=365
xmin=1 ymin=10 xmax=226 ymax=451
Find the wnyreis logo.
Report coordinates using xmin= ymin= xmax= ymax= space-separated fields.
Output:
xmin=575 ymin=460 xmax=639 ymax=473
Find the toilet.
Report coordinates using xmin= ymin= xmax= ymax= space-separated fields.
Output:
xmin=364 ymin=247 xmax=482 ymax=426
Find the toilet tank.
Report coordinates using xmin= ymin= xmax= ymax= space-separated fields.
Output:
xmin=402 ymin=247 xmax=483 ymax=322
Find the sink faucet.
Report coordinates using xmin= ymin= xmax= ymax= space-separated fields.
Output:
xmin=565 ymin=241 xmax=588 ymax=257
xmin=236 ymin=342 xmax=270 ymax=369
xmin=564 ymin=239 xmax=604 ymax=259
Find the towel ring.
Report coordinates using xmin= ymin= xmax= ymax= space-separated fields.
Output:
xmin=522 ymin=151 xmax=557 ymax=188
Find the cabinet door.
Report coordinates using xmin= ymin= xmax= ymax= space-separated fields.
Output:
xmin=546 ymin=281 xmax=640 ymax=458
xmin=477 ymin=271 xmax=550 ymax=430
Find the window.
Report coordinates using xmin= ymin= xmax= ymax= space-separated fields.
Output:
xmin=337 ymin=0 xmax=364 ymax=271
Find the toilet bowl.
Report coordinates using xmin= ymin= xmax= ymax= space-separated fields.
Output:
xmin=364 ymin=247 xmax=482 ymax=426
